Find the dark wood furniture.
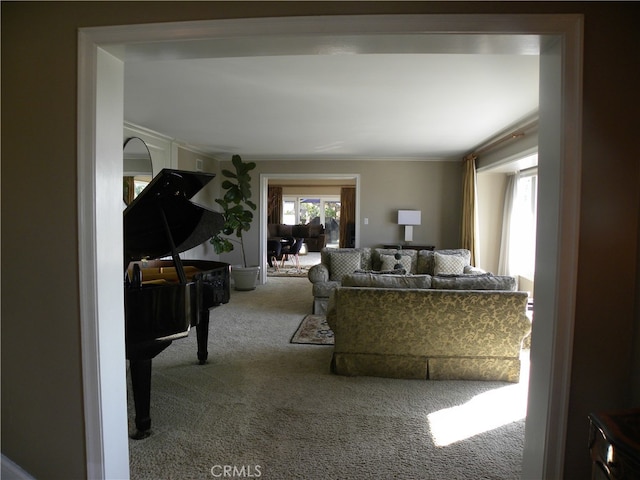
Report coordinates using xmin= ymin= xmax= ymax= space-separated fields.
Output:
xmin=382 ymin=244 xmax=435 ymax=251
xmin=588 ymin=409 xmax=640 ymax=479
xmin=268 ymin=223 xmax=327 ymax=251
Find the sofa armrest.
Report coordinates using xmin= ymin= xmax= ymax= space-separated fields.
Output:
xmin=308 ymin=263 xmax=329 ymax=283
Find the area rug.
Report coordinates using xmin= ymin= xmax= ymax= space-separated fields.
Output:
xmin=290 ymin=314 xmax=334 ymax=345
xmin=267 ymin=265 xmax=312 ymax=278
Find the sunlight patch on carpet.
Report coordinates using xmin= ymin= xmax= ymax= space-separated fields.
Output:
xmin=427 ymin=381 xmax=528 ymax=447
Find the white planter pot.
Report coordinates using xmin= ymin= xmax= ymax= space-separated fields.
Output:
xmin=231 ymin=265 xmax=260 ymax=291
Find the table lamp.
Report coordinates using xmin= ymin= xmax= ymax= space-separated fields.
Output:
xmin=398 ymin=210 xmax=421 ymax=243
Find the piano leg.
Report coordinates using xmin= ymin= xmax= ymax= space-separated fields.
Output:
xmin=128 ymin=340 xmax=172 ymax=440
xmin=129 ymin=358 xmax=152 ymax=439
xmin=196 ymin=312 xmax=209 ymax=365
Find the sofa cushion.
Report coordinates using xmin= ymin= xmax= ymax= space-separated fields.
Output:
xmin=433 ymin=251 xmax=467 ymax=275
xmin=342 ymin=273 xmax=432 ymax=289
xmin=431 ymin=274 xmax=517 ymax=290
xmin=267 ymin=223 xmax=279 ymax=238
xmin=329 ymin=252 xmax=362 ymax=281
xmin=292 ymin=225 xmax=309 ymax=238
xmin=353 ymin=268 xmax=406 ymax=275
xmin=308 ymin=223 xmax=324 ymax=236
xmin=372 ymin=248 xmax=417 ymax=273
xmin=380 ymin=253 xmax=413 ymax=272
xmin=418 ymin=249 xmax=471 ymax=275
xmin=277 ymin=224 xmax=292 ymax=237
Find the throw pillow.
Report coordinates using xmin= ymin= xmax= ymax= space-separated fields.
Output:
xmin=433 ymin=252 xmax=466 ymax=275
xmin=329 ymin=252 xmax=362 ymax=281
xmin=380 ymin=254 xmax=412 ymax=272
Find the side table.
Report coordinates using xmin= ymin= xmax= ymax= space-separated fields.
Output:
xmin=588 ymin=409 xmax=640 ymax=479
xmin=382 ymin=244 xmax=435 ymax=251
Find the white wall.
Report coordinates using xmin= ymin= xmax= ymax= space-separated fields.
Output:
xmin=123 ymin=123 xmax=174 ymax=174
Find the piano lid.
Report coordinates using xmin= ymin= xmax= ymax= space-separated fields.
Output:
xmin=124 ymin=169 xmax=225 ymax=264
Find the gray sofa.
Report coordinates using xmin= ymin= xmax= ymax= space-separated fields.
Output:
xmin=308 ymin=247 xmax=515 ymax=314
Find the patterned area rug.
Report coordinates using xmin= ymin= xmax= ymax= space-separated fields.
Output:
xmin=267 ymin=265 xmax=312 ymax=278
xmin=290 ymin=314 xmax=334 ymax=345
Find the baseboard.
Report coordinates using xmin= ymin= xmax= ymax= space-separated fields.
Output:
xmin=1 ymin=454 xmax=35 ymax=480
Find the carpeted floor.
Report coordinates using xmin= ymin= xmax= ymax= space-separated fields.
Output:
xmin=128 ymin=276 xmax=529 ymax=480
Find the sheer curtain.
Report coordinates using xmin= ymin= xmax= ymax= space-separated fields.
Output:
xmin=498 ymin=173 xmax=518 ymax=276
xmin=461 ymin=154 xmax=479 ymax=266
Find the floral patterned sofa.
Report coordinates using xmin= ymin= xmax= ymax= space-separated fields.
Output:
xmin=326 ymin=287 xmax=530 ymax=382
xmin=308 ymin=247 xmax=513 ymax=314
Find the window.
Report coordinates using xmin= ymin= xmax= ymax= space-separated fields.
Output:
xmin=507 ymin=170 xmax=538 ymax=279
xmin=282 ymin=196 xmax=341 ymax=246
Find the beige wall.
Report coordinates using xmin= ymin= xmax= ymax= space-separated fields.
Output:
xmin=215 ymin=159 xmax=462 ymax=268
xmin=2 ymin=3 xmax=639 ymax=480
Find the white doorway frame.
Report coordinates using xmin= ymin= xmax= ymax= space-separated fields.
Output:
xmin=259 ymin=173 xmax=361 ymax=284
xmin=78 ymin=14 xmax=583 ymax=479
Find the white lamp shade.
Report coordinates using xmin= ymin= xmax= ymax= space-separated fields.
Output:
xmin=398 ymin=210 xmax=421 ymax=225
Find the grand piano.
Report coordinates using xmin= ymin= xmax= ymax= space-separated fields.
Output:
xmin=124 ymin=168 xmax=230 ymax=439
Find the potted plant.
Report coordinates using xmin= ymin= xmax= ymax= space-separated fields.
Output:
xmin=209 ymin=154 xmax=260 ymax=290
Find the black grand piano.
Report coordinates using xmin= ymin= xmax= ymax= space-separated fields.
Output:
xmin=124 ymin=168 xmax=230 ymax=439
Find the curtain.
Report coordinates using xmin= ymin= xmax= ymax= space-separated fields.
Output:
xmin=498 ymin=173 xmax=518 ymax=275
xmin=267 ymin=186 xmax=282 ymax=224
xmin=461 ymin=154 xmax=479 ymax=266
xmin=123 ymin=176 xmax=135 ymax=205
xmin=340 ymin=186 xmax=356 ymax=248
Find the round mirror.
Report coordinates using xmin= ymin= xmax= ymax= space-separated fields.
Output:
xmin=123 ymin=137 xmax=153 ymax=205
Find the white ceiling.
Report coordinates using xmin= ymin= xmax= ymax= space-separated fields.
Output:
xmin=122 ymin=34 xmax=540 ymax=162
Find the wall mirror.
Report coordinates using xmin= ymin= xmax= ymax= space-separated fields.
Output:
xmin=123 ymin=136 xmax=153 ymax=205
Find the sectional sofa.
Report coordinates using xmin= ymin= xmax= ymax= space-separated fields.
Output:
xmin=307 ymin=247 xmax=513 ymax=314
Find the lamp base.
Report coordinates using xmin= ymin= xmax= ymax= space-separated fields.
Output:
xmin=404 ymin=225 xmax=414 ymax=242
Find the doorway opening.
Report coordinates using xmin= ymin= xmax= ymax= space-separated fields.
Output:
xmin=260 ymin=173 xmax=360 ymax=284
xmin=78 ymin=14 xmax=582 ymax=479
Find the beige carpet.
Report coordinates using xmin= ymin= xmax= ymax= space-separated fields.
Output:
xmin=128 ymin=276 xmax=529 ymax=479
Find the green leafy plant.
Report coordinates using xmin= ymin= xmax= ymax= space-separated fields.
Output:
xmin=209 ymin=154 xmax=257 ymax=267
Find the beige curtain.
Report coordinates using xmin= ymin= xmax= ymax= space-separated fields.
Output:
xmin=123 ymin=176 xmax=135 ymax=205
xmin=340 ymin=186 xmax=356 ymax=248
xmin=267 ymin=186 xmax=282 ymax=224
xmin=461 ymin=154 xmax=479 ymax=266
